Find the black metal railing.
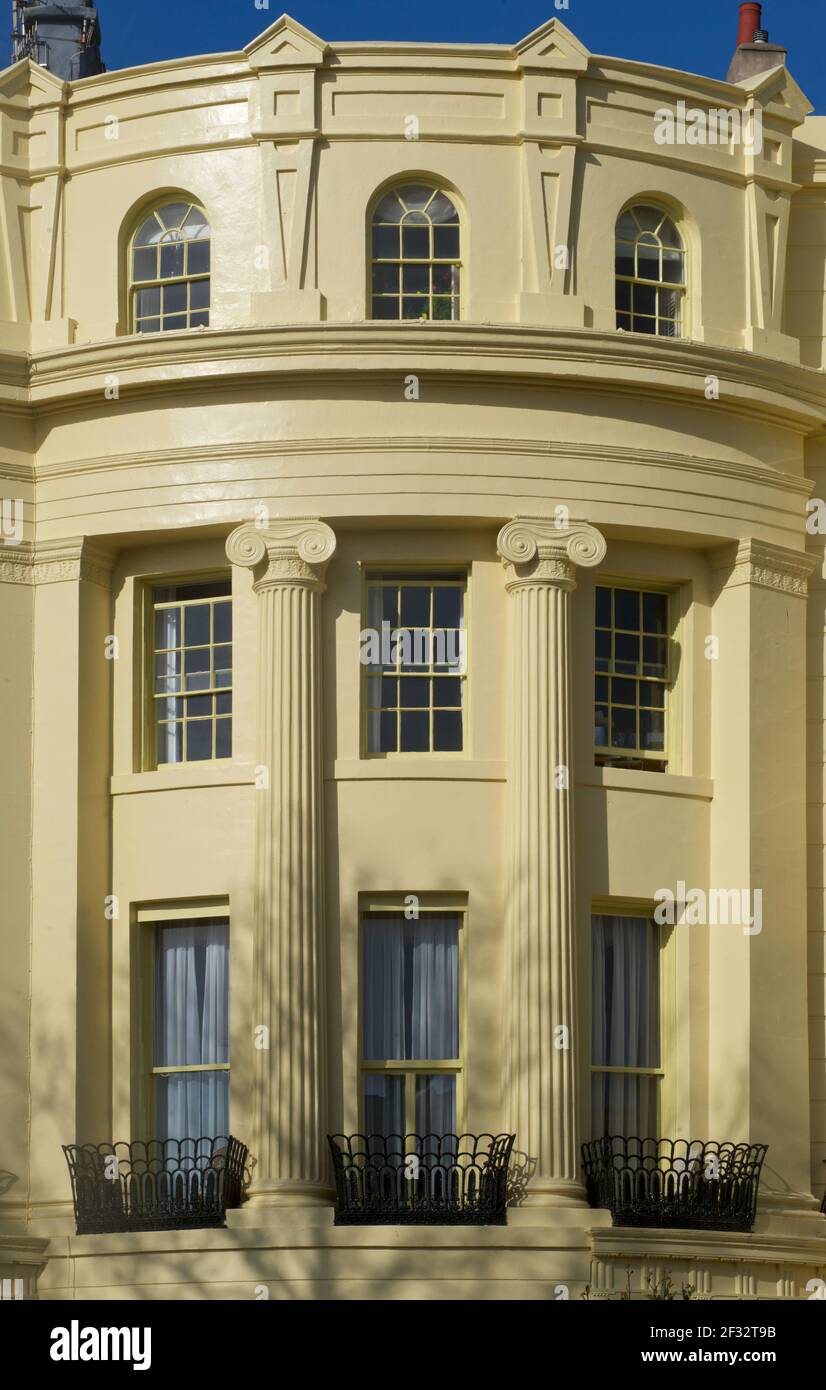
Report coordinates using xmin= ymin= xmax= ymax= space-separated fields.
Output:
xmin=328 ymin=1133 xmax=515 ymax=1225
xmin=582 ymin=1136 xmax=767 ymax=1233
xmin=63 ymin=1136 xmax=248 ymax=1235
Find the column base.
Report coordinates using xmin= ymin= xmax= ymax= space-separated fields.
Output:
xmin=238 ymin=1179 xmax=335 ymax=1210
xmin=518 ymin=1177 xmax=591 ymax=1209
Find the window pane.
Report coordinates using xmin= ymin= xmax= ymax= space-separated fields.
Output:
xmin=611 ymin=705 xmax=636 ymax=747
xmin=363 ymin=916 xmax=459 ymax=1061
xmin=213 ymin=601 xmax=232 ymax=643
xmin=399 ymin=676 xmax=429 ymax=708
xmin=155 ymin=920 xmax=229 ymax=1066
xmin=186 ymin=719 xmax=213 ymax=761
xmin=427 ymin=192 xmax=459 ymax=224
xmin=433 ymin=710 xmax=462 ymax=751
xmin=416 ymin=1074 xmax=456 ymax=1136
xmin=373 ymin=263 xmax=400 ymax=294
xmin=614 ymin=590 xmax=640 ymax=630
xmin=379 ymin=710 xmax=397 ymax=751
xmin=190 ymin=279 xmax=210 ymax=311
xmin=155 ymin=606 xmax=181 ymax=649
xmin=399 ymin=185 xmax=434 ymax=210
xmin=592 ymin=916 xmax=660 ymax=1069
xmin=433 ymin=586 xmax=462 ymax=629
xmin=640 ymin=708 xmax=665 ymax=751
xmin=364 ymin=1074 xmax=404 ymax=1137
xmin=402 ymin=225 xmax=429 ymax=258
xmin=157 ymin=203 xmax=189 ymax=230
xmin=595 ymin=587 xmax=612 ymax=628
xmin=160 ymin=241 xmax=185 ymax=279
xmin=400 ymin=586 xmax=430 ymax=626
xmin=184 ymin=603 xmax=210 ymax=647
xmin=187 ymin=241 xmax=210 ymax=276
xmin=433 ymin=677 xmax=462 ymax=707
xmin=157 ymin=721 xmax=183 ymax=764
xmin=433 ymin=225 xmax=459 ymax=258
xmin=643 ymin=592 xmax=668 ymax=634
xmin=402 ymin=264 xmax=429 ymax=294
xmin=156 ymin=1071 xmax=228 ymax=1144
xmin=374 ymin=193 xmax=405 ymax=223
xmin=215 ymin=717 xmax=232 ymax=759
xmin=400 ymin=710 xmax=429 ymax=751
xmin=373 ymin=225 xmax=400 ymax=258
xmin=132 ymin=247 xmax=157 ymax=282
xmin=591 ymin=1072 xmax=658 ymax=1140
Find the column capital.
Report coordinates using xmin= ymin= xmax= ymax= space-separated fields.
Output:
xmin=226 ymin=517 xmax=336 ymax=592
xmin=497 ymin=515 xmax=606 ymax=589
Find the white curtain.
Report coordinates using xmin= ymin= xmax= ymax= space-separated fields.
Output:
xmin=591 ymin=915 xmax=659 ymax=1137
xmin=155 ymin=920 xmax=229 ymax=1140
xmin=157 ymin=607 xmax=181 ymax=765
xmin=363 ymin=916 xmax=458 ymax=1060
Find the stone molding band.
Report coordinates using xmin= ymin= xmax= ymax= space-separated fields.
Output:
xmin=0 ymin=538 xmax=114 ymax=588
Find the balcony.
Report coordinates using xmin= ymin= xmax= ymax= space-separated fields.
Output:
xmin=63 ymin=1136 xmax=248 ymax=1235
xmin=582 ymin=1136 xmax=768 ymax=1233
xmin=328 ymin=1133 xmax=515 ymax=1225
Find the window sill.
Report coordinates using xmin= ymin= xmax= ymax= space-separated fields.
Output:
xmin=578 ymin=767 xmax=713 ymax=800
xmin=111 ymin=763 xmax=258 ymax=796
xmin=328 ymin=759 xmax=506 ymax=782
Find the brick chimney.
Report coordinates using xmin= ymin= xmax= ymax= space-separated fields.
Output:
xmin=727 ymin=3 xmax=787 ymax=83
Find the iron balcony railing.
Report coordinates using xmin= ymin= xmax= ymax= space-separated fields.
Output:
xmin=582 ymin=1136 xmax=768 ymax=1233
xmin=328 ymin=1132 xmax=515 ymax=1225
xmin=63 ymin=1136 xmax=247 ymax=1235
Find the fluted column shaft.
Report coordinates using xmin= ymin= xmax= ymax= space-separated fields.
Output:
xmin=227 ymin=518 xmax=336 ymax=1205
xmin=498 ymin=517 xmax=606 ymax=1205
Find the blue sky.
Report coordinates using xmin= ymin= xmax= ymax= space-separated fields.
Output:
xmin=99 ymin=1 xmax=824 ymax=113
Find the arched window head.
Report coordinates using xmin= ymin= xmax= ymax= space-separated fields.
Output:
xmin=615 ymin=205 xmax=685 ymax=338
xmin=130 ymin=201 xmax=210 ymax=334
xmin=371 ymin=184 xmax=461 ymax=321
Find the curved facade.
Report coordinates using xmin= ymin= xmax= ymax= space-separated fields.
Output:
xmin=1 ymin=13 xmax=826 ymax=1299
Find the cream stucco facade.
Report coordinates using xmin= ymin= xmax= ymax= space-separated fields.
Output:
xmin=1 ymin=12 xmax=826 ymax=1299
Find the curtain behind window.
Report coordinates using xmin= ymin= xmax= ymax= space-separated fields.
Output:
xmin=155 ymin=919 xmax=229 ymax=1140
xmin=591 ymin=915 xmax=659 ymax=1137
xmin=363 ymin=915 xmax=459 ymax=1060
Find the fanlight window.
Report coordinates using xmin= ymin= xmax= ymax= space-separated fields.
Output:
xmin=615 ymin=206 xmax=685 ymax=338
xmin=371 ymin=185 xmax=460 ymax=321
xmin=130 ymin=202 xmax=211 ymax=334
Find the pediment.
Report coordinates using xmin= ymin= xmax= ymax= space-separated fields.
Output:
xmin=245 ymin=13 xmax=327 ymax=70
xmin=515 ymin=18 xmax=590 ymax=73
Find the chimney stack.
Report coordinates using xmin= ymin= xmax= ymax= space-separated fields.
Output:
xmin=727 ymin=3 xmax=787 ymax=83
xmin=14 ymin=2 xmax=105 ymax=81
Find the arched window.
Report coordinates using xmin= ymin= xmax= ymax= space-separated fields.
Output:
xmin=371 ymin=184 xmax=460 ymax=321
xmin=615 ymin=205 xmax=685 ymax=338
xmin=129 ymin=201 xmax=210 ymax=334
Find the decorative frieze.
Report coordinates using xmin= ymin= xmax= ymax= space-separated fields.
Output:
xmin=0 ymin=538 xmax=114 ymax=588
xmin=716 ymin=539 xmax=818 ymax=596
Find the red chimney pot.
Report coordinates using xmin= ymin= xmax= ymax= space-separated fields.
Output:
xmin=738 ymin=3 xmax=763 ymax=46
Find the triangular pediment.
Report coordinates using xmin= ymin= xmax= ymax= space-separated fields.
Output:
xmin=0 ymin=58 xmax=65 ymax=106
xmin=245 ymin=13 xmax=327 ymax=70
xmin=735 ymin=64 xmax=813 ymax=123
xmin=515 ymin=18 xmax=589 ymax=72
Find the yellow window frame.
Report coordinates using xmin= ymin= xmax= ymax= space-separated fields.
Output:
xmin=361 ymin=571 xmax=469 ymax=759
xmin=141 ymin=574 xmax=233 ymax=771
xmin=358 ymin=897 xmax=466 ymax=1135
xmin=594 ymin=580 xmax=677 ymax=771
xmin=589 ymin=899 xmax=676 ymax=1139
xmin=134 ymin=901 xmax=231 ymax=1140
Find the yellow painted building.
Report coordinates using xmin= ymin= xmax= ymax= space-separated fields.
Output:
xmin=1 ymin=8 xmax=826 ymax=1299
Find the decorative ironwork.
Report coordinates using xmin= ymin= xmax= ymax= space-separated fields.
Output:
xmin=328 ymin=1133 xmax=515 ymax=1225
xmin=63 ymin=1136 xmax=248 ymax=1235
xmin=582 ymin=1136 xmax=767 ymax=1233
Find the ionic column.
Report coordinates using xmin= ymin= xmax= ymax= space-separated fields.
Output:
xmin=226 ymin=518 xmax=336 ymax=1206
xmin=497 ymin=516 xmax=606 ymax=1205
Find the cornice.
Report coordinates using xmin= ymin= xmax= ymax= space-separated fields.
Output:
xmin=21 ymin=325 xmax=826 ymax=432
xmin=714 ymin=538 xmax=818 ymax=596
xmin=0 ymin=537 xmax=115 ymax=587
